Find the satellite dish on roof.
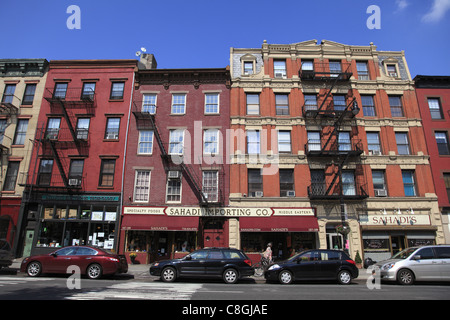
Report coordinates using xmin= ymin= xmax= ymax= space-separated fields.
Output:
xmin=141 ymin=47 xmax=147 ymax=53
xmin=136 ymin=51 xmax=141 ymax=57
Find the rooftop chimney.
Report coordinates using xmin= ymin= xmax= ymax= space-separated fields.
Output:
xmin=138 ymin=53 xmax=157 ymax=70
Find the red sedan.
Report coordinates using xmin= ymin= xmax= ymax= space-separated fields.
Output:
xmin=21 ymin=246 xmax=128 ymax=279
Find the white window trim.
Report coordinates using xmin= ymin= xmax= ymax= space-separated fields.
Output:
xmin=171 ymin=93 xmax=187 ymax=115
xmin=138 ymin=130 xmax=154 ymax=155
xmin=142 ymin=93 xmax=157 ymax=114
xmin=203 ymin=129 xmax=219 ymax=155
xmin=204 ymin=92 xmax=220 ymax=114
xmin=169 ymin=129 xmax=185 ymax=155
xmin=133 ymin=170 xmax=151 ymax=203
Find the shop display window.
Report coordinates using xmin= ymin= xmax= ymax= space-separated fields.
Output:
xmin=37 ymin=221 xmax=64 ymax=247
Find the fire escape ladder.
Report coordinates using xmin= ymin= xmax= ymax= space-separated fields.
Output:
xmin=180 ymin=161 xmax=209 ymax=206
xmin=47 ymin=139 xmax=69 ymax=187
xmin=148 ymin=114 xmax=168 ymax=159
xmin=55 ymin=100 xmax=78 ymax=143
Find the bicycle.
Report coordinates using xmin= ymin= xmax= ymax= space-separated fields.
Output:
xmin=252 ymin=255 xmax=273 ymax=277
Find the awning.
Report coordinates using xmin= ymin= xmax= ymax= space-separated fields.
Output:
xmin=239 ymin=216 xmax=319 ymax=232
xmin=121 ymin=214 xmax=199 ymax=231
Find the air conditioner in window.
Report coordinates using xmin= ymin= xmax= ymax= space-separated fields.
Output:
xmin=374 ymin=189 xmax=387 ymax=197
xmin=371 ymin=150 xmax=381 ymax=155
xmin=68 ymin=178 xmax=81 ymax=186
xmin=287 ymin=190 xmax=296 ymax=197
xmin=168 ymin=171 xmax=181 ymax=179
xmin=275 ymin=73 xmax=286 ymax=79
xmin=250 ymin=191 xmax=263 ymax=197
xmin=106 ymin=133 xmax=118 ymax=139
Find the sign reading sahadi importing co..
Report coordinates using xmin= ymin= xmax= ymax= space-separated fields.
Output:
xmin=123 ymin=206 xmax=316 ymax=217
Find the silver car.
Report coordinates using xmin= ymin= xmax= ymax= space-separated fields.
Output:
xmin=375 ymin=245 xmax=450 ymax=285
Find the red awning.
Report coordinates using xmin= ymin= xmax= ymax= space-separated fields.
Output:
xmin=239 ymin=216 xmax=319 ymax=232
xmin=121 ymin=214 xmax=199 ymax=231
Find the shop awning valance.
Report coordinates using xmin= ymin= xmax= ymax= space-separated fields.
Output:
xmin=121 ymin=214 xmax=199 ymax=231
xmin=239 ymin=216 xmax=319 ymax=232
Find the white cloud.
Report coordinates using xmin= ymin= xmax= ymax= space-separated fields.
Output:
xmin=396 ymin=0 xmax=409 ymax=11
xmin=422 ymin=0 xmax=450 ymax=22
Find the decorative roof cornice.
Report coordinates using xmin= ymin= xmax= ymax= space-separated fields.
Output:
xmin=0 ymin=59 xmax=48 ymax=77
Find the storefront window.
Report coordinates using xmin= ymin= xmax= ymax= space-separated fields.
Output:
xmin=37 ymin=221 xmax=64 ymax=247
xmin=89 ymin=223 xmax=115 ymax=249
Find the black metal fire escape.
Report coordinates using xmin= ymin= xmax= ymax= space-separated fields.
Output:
xmin=301 ymin=61 xmax=368 ymax=222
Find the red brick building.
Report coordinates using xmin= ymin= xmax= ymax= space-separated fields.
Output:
xmin=414 ymin=75 xmax=450 ymax=243
xmin=120 ymin=54 xmax=231 ymax=263
xmin=17 ymin=59 xmax=137 ymax=257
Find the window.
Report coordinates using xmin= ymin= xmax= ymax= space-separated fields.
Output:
xmin=248 ymin=169 xmax=262 ymax=196
xmin=427 ymin=98 xmax=443 ymax=120
xmin=402 ymin=171 xmax=416 ymax=196
xmin=81 ymin=82 xmax=95 ymax=100
xmin=444 ymin=173 xmax=450 ymax=202
xmin=274 ymin=60 xmax=287 ymax=78
xmin=372 ymin=170 xmax=386 ymax=193
xmin=386 ymin=64 xmax=398 ymax=77
xmin=307 ymin=131 xmax=321 ymax=151
xmin=275 ymin=94 xmax=289 ymax=115
xmin=246 ymin=130 xmax=260 ymax=154
xmin=278 ymin=131 xmax=291 ymax=153
xmin=22 ymin=84 xmax=36 ymax=105
xmin=304 ymin=94 xmax=317 ymax=111
xmin=356 ymin=62 xmax=369 ymax=80
xmin=169 ymin=129 xmax=184 ymax=155
xmin=435 ymin=132 xmax=450 ymax=155
xmin=279 ymin=169 xmax=294 ymax=197
xmin=46 ymin=118 xmax=61 ymax=140
xmin=338 ymin=132 xmax=351 ymax=151
xmin=342 ymin=171 xmax=356 ymax=196
xmin=243 ymin=61 xmax=254 ymax=75
xmin=0 ymin=119 xmax=6 ymax=144
xmin=204 ymin=129 xmax=219 ymax=155
xmin=13 ymin=119 xmax=28 ymax=145
xmin=171 ymin=93 xmax=186 ymax=114
xmin=134 ymin=170 xmax=151 ymax=202
xmin=395 ymin=132 xmax=410 ymax=155
xmin=367 ymin=132 xmax=381 ymax=154
xmin=246 ymin=94 xmax=259 ymax=115
xmin=333 ymin=95 xmax=346 ymax=111
xmin=302 ymin=60 xmax=314 ymax=71
xmin=205 ymin=93 xmax=219 ymax=114
xmin=54 ymin=83 xmax=68 ymax=99
xmin=68 ymin=160 xmax=84 ymax=186
xmin=389 ymin=96 xmax=404 ymax=117
xmin=142 ymin=94 xmax=157 ymax=114
xmin=138 ymin=130 xmax=154 ymax=154
xmin=310 ymin=170 xmax=325 ymax=195
xmin=329 ymin=61 xmax=341 ymax=76
xmin=105 ymin=118 xmax=120 ymax=139
xmin=202 ymin=171 xmax=218 ymax=202
xmin=361 ymin=95 xmax=376 ymax=117
xmin=99 ymin=159 xmax=116 ymax=187
xmin=76 ymin=118 xmax=90 ymax=140
xmin=110 ymin=82 xmax=125 ymax=100
xmin=2 ymin=84 xmax=16 ymax=104
xmin=3 ymin=162 xmax=20 ymax=191
xmin=38 ymin=159 xmax=53 ymax=186
xmin=166 ymin=173 xmax=181 ymax=202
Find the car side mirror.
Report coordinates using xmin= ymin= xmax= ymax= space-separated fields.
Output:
xmin=411 ymin=255 xmax=421 ymax=260
xmin=184 ymin=255 xmax=191 ymax=261
xmin=51 ymin=253 xmax=58 ymax=258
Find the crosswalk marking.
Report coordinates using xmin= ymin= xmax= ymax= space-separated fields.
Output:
xmin=66 ymin=282 xmax=203 ymax=300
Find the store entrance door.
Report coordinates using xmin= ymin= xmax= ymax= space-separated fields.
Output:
xmin=327 ymin=233 xmax=344 ymax=250
xmin=202 ymin=218 xmax=225 ymax=248
xmin=391 ymin=235 xmax=406 ymax=255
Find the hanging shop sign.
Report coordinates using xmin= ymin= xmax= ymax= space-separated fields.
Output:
xmin=360 ymin=214 xmax=431 ymax=226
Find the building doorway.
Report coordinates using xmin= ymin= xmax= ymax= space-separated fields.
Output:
xmin=202 ymin=218 xmax=226 ymax=248
xmin=391 ymin=235 xmax=406 ymax=255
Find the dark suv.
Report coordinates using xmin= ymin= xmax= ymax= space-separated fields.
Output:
xmin=264 ymin=249 xmax=359 ymax=285
xmin=150 ymin=247 xmax=254 ymax=284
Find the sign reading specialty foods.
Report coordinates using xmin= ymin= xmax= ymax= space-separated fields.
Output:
xmin=123 ymin=206 xmax=315 ymax=217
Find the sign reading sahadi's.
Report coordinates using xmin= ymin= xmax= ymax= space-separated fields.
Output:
xmin=123 ymin=206 xmax=315 ymax=217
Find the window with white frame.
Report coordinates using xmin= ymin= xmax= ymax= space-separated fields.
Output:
xmin=247 ymin=130 xmax=260 ymax=154
xmin=342 ymin=171 xmax=356 ymax=196
xmin=169 ymin=129 xmax=184 ymax=155
xmin=246 ymin=93 xmax=260 ymax=115
xmin=138 ymin=130 xmax=154 ymax=154
xmin=202 ymin=171 xmax=218 ymax=202
xmin=307 ymin=131 xmax=321 ymax=151
xmin=395 ymin=132 xmax=410 ymax=155
xmin=427 ymin=98 xmax=443 ymax=120
xmin=243 ymin=61 xmax=254 ymax=75
xmin=356 ymin=62 xmax=369 ymax=80
xmin=275 ymin=94 xmax=289 ymax=115
xmin=205 ymin=93 xmax=219 ymax=114
xmin=274 ymin=60 xmax=287 ymax=78
xmin=278 ymin=131 xmax=291 ymax=153
xmin=389 ymin=96 xmax=404 ymax=117
xmin=134 ymin=170 xmax=151 ymax=202
xmin=142 ymin=94 xmax=157 ymax=114
xmin=171 ymin=93 xmax=186 ymax=114
xmin=204 ymin=129 xmax=219 ymax=154
xmin=304 ymin=94 xmax=318 ymax=111
xmin=366 ymin=132 xmax=381 ymax=154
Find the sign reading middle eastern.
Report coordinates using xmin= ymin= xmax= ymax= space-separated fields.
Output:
xmin=123 ymin=206 xmax=315 ymax=217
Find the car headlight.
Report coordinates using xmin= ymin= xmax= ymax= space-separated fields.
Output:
xmin=153 ymin=262 xmax=160 ymax=267
xmin=382 ymin=263 xmax=395 ymax=271
xmin=268 ymin=264 xmax=280 ymax=271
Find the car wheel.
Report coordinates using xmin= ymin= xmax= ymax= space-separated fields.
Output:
xmin=161 ymin=267 xmax=177 ymax=282
xmin=86 ymin=263 xmax=103 ymax=279
xmin=337 ymin=270 xmax=352 ymax=285
xmin=279 ymin=270 xmax=293 ymax=285
xmin=27 ymin=261 xmax=42 ymax=277
xmin=397 ymin=269 xmax=415 ymax=285
xmin=223 ymin=268 xmax=238 ymax=284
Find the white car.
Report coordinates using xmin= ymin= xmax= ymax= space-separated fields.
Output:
xmin=375 ymin=245 xmax=450 ymax=285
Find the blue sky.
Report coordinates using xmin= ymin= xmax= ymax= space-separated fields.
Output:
xmin=1 ymin=0 xmax=449 ymax=76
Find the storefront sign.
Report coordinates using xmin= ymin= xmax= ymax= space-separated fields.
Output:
xmin=360 ymin=214 xmax=431 ymax=226
xmin=123 ymin=206 xmax=315 ymax=217
xmin=42 ymin=194 xmax=120 ymax=202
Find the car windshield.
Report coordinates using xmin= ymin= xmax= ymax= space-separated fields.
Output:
xmin=391 ymin=247 xmax=418 ymax=260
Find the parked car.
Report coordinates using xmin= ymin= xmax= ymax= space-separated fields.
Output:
xmin=374 ymin=245 xmax=450 ymax=285
xmin=0 ymin=240 xmax=14 ymax=269
xmin=264 ymin=249 xmax=359 ymax=285
xmin=20 ymin=245 xmax=128 ymax=279
xmin=150 ymin=247 xmax=254 ymax=284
